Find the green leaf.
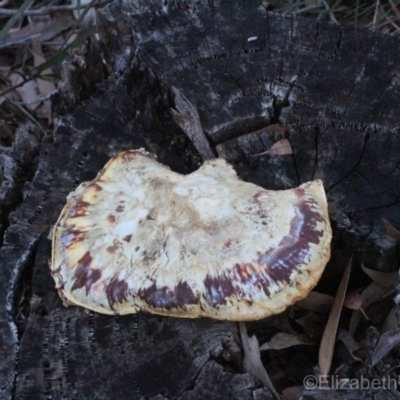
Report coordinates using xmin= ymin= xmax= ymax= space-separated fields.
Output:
xmin=38 ymin=73 xmax=61 ymax=84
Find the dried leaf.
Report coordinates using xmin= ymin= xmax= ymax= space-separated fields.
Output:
xmin=252 ymin=139 xmax=293 ymax=157
xmin=0 ymin=0 xmax=32 ymax=42
xmin=260 ymin=332 xmax=315 ymax=351
xmin=270 ymin=312 xmax=297 ymax=334
xmin=30 ymin=20 xmax=57 ymax=95
xmin=3 ymin=17 xmax=74 ymax=46
xmin=295 ymin=312 xmax=326 ymax=337
xmin=367 ymin=297 xmax=395 ymax=325
xmin=296 ymin=291 xmax=334 ymax=313
xmin=264 ymin=123 xmax=285 ymax=132
xmin=281 ymin=386 xmax=304 ymax=400
xmin=383 ymin=219 xmax=400 ymax=242
xmin=344 ymin=290 xmax=369 ymax=323
xmin=361 ymin=282 xmax=395 ymax=309
xmin=381 ymin=309 xmax=399 ymax=334
xmin=249 ymin=123 xmax=289 ymax=134
xmin=361 ymin=264 xmax=398 ymax=287
xmin=239 ymin=322 xmax=281 ymax=399
xmin=349 ymin=310 xmax=363 ymax=337
xmin=9 ymin=72 xmax=39 ymax=111
xmin=34 ymin=102 xmax=51 ymax=122
xmin=349 ymin=283 xmax=394 ymax=336
xmin=371 ymin=328 xmax=400 ymax=367
xmin=343 ymin=290 xmax=361 ymax=310
xmin=318 ymin=257 xmax=352 ymax=377
xmin=337 ymin=329 xmax=364 ymax=362
xmin=28 ymin=19 xmax=56 ymax=121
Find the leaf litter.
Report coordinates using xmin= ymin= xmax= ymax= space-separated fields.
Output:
xmin=0 ymin=0 xmax=105 ymax=144
xmin=243 ymin=218 xmax=400 ymax=397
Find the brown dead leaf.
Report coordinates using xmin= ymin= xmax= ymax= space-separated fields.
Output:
xmin=361 ymin=282 xmax=396 ymax=308
xmin=252 ymin=139 xmax=293 ymax=157
xmin=361 ymin=264 xmax=398 ymax=287
xmin=344 ymin=290 xmax=368 ymax=319
xmin=349 ymin=310 xmax=363 ymax=337
xmin=9 ymin=72 xmax=39 ymax=111
xmin=281 ymin=386 xmax=304 ymax=400
xmin=337 ymin=329 xmax=364 ymax=362
xmin=264 ymin=123 xmax=284 ymax=131
xmin=382 ymin=219 xmax=400 ymax=242
xmin=29 ymin=18 xmax=56 ymax=122
xmin=270 ymin=312 xmax=298 ymax=334
xmin=349 ymin=282 xmax=395 ymax=335
xmin=344 ymin=290 xmax=362 ymax=309
xmin=295 ymin=312 xmax=326 ymax=337
xmin=371 ymin=328 xmax=400 ymax=367
xmin=239 ymin=322 xmax=281 ymax=399
xmin=3 ymin=17 xmax=74 ymax=47
xmin=381 ymin=309 xmax=399 ymax=334
xmin=260 ymin=332 xmax=316 ymax=351
xmin=29 ymin=20 xmax=56 ymax=97
xmin=0 ymin=68 xmax=19 ymax=102
xmin=296 ymin=291 xmax=334 ymax=313
xmin=249 ymin=123 xmax=289 ymax=134
xmin=318 ymin=257 xmax=352 ymax=377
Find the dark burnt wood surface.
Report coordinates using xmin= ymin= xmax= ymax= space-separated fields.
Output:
xmin=1 ymin=1 xmax=400 ymax=399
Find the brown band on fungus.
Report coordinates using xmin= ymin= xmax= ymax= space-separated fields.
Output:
xmin=203 ymin=274 xmax=236 ymax=307
xmin=207 ymin=199 xmax=326 ymax=304
xmin=255 ymin=200 xmax=323 ymax=284
xmin=71 ymin=251 xmax=101 ymax=294
xmin=91 ymin=183 xmax=103 ymax=191
xmin=230 ymin=263 xmax=273 ymax=297
xmin=138 ymin=281 xmax=198 ymax=310
xmin=60 ymin=225 xmax=87 ymax=248
xmin=69 ymin=199 xmax=91 ymax=218
xmin=51 ymin=264 xmax=62 ymax=275
xmin=106 ymin=277 xmax=129 ymax=310
xmin=296 ymin=199 xmax=325 ymax=245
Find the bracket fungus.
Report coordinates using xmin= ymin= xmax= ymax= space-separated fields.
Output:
xmin=50 ymin=149 xmax=332 ymax=321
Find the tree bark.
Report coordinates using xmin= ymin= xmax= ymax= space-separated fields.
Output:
xmin=1 ymin=1 xmax=400 ymax=399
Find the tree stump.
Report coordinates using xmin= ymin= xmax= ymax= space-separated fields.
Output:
xmin=1 ymin=1 xmax=400 ymax=399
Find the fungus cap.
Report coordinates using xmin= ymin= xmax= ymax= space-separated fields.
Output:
xmin=51 ymin=149 xmax=332 ymax=321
